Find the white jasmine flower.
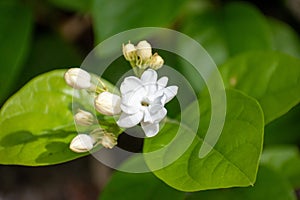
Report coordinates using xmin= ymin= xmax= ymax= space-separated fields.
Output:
xmin=123 ymin=42 xmax=136 ymax=61
xmin=117 ymin=69 xmax=178 ymax=137
xmin=95 ymin=91 xmax=122 ymax=116
xmin=136 ymin=40 xmax=152 ymax=61
xmin=149 ymin=53 xmax=164 ymax=70
xmin=74 ymin=109 xmax=95 ymax=126
xmin=70 ymin=134 xmax=95 ymax=153
xmin=64 ymin=68 xmax=92 ymax=89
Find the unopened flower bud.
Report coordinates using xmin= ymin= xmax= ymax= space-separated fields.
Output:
xmin=101 ymin=133 xmax=117 ymax=149
xmin=136 ymin=40 xmax=152 ymax=61
xmin=123 ymin=43 xmax=136 ymax=61
xmin=95 ymin=91 xmax=121 ymax=116
xmin=74 ymin=109 xmax=95 ymax=126
xmin=150 ymin=54 xmax=164 ymax=70
xmin=70 ymin=134 xmax=95 ymax=153
xmin=64 ymin=68 xmax=92 ymax=89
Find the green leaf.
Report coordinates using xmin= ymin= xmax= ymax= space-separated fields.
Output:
xmin=16 ymin=33 xmax=83 ymax=90
xmin=260 ymin=146 xmax=300 ymax=188
xmin=186 ymin=166 xmax=297 ymax=200
xmin=92 ymin=0 xmax=188 ymax=42
xmin=143 ymin=89 xmax=264 ymax=191
xmin=268 ymin=18 xmax=300 ymax=59
xmin=220 ymin=51 xmax=300 ymax=124
xmin=0 ymin=70 xmax=119 ymax=166
xmin=265 ymin=103 xmax=300 ymax=145
xmin=181 ymin=2 xmax=272 ymax=65
xmin=100 ymin=162 xmax=185 ymax=200
xmin=0 ymin=1 xmax=33 ymax=104
xmin=47 ymin=0 xmax=92 ymax=12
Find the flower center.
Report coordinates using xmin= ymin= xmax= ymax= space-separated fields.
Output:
xmin=141 ymin=101 xmax=149 ymax=107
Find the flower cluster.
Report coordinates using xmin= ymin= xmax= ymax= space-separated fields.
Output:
xmin=64 ymin=40 xmax=178 ymax=153
xmin=123 ymin=40 xmax=164 ymax=77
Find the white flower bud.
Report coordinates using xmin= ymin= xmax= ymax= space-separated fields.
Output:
xmin=95 ymin=92 xmax=121 ymax=116
xmin=150 ymin=54 xmax=164 ymax=70
xmin=70 ymin=134 xmax=95 ymax=153
xmin=136 ymin=40 xmax=152 ymax=61
xmin=64 ymin=68 xmax=92 ymax=89
xmin=101 ymin=133 xmax=117 ymax=149
xmin=74 ymin=109 xmax=95 ymax=126
xmin=123 ymin=43 xmax=136 ymax=61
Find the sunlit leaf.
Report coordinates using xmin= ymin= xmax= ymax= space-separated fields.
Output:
xmin=0 ymin=70 xmax=120 ymax=166
xmin=144 ymin=89 xmax=264 ymax=191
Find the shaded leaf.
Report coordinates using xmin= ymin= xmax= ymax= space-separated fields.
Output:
xmin=92 ymin=0 xmax=189 ymax=42
xmin=0 ymin=1 xmax=33 ymax=104
xmin=182 ymin=2 xmax=272 ymax=65
xmin=100 ymin=166 xmax=185 ymax=200
xmin=268 ymin=18 xmax=300 ymax=59
xmin=265 ymin=103 xmax=300 ymax=145
xmin=260 ymin=145 xmax=300 ymax=188
xmin=220 ymin=51 xmax=300 ymax=124
xmin=186 ymin=166 xmax=297 ymax=200
xmin=47 ymin=0 xmax=92 ymax=12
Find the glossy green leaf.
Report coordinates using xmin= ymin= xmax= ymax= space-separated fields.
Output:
xmin=268 ymin=18 xmax=300 ymax=59
xmin=143 ymin=89 xmax=264 ymax=191
xmin=220 ymin=51 xmax=300 ymax=124
xmin=92 ymin=0 xmax=188 ymax=42
xmin=260 ymin=146 xmax=300 ymax=188
xmin=0 ymin=1 xmax=33 ymax=104
xmin=186 ymin=166 xmax=297 ymax=200
xmin=0 ymin=70 xmax=119 ymax=166
xmin=182 ymin=2 xmax=272 ymax=65
xmin=47 ymin=0 xmax=92 ymax=12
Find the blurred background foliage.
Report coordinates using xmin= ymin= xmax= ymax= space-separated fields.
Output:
xmin=0 ymin=0 xmax=300 ymax=199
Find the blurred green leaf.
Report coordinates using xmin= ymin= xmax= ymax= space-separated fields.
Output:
xmin=17 ymin=33 xmax=83 ymax=89
xmin=220 ymin=51 xmax=300 ymax=124
xmin=92 ymin=0 xmax=189 ymax=42
xmin=144 ymin=89 xmax=264 ymax=191
xmin=186 ymin=166 xmax=297 ymax=200
xmin=182 ymin=2 xmax=272 ymax=65
xmin=0 ymin=1 xmax=33 ymax=105
xmin=0 ymin=70 xmax=118 ymax=166
xmin=47 ymin=0 xmax=92 ymax=12
xmin=265 ymin=103 xmax=300 ymax=145
xmin=268 ymin=18 xmax=300 ymax=59
xmin=260 ymin=146 xmax=300 ymax=188
xmin=100 ymin=171 xmax=185 ymax=200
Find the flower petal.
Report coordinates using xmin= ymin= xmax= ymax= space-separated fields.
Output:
xmin=157 ymin=76 xmax=168 ymax=90
xmin=143 ymin=108 xmax=153 ymax=123
xmin=141 ymin=122 xmax=159 ymax=137
xmin=163 ymin=86 xmax=178 ymax=104
xmin=149 ymin=106 xmax=167 ymax=123
xmin=121 ymin=87 xmax=146 ymax=108
xmin=120 ymin=76 xmax=143 ymax=95
xmin=141 ymin=69 xmax=157 ymax=83
xmin=120 ymin=103 xmax=140 ymax=115
xmin=117 ymin=111 xmax=143 ymax=128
